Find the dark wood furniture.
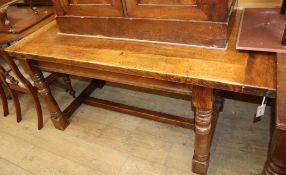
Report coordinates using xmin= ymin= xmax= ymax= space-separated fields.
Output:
xmin=0 ymin=5 xmax=70 ymax=130
xmin=0 ymin=50 xmax=75 ymax=130
xmin=52 ymin=0 xmax=236 ymax=48
xmin=0 ymin=11 xmax=54 ymax=46
xmin=263 ymin=55 xmax=286 ymax=175
xmin=5 ymin=11 xmax=278 ymax=174
xmin=0 ymin=60 xmax=9 ymax=117
xmin=0 ymin=0 xmax=18 ymax=33
xmin=0 ymin=0 xmax=18 ymax=8
xmin=282 ymin=27 xmax=286 ymax=46
xmin=0 ymin=5 xmax=74 ymax=130
xmin=236 ymin=6 xmax=286 ymax=174
xmin=23 ymin=0 xmax=52 ymax=6
xmin=263 ymin=54 xmax=286 ymax=175
xmin=0 ymin=0 xmax=53 ymax=33
xmin=236 ymin=8 xmax=286 ymax=53
xmin=282 ymin=0 xmax=286 ymax=45
xmin=0 ymin=81 xmax=8 ymax=116
xmin=281 ymin=0 xmax=286 ymax=14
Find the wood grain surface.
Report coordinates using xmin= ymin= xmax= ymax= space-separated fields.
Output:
xmin=52 ymin=0 xmax=235 ymax=47
xmin=238 ymin=0 xmax=281 ymax=8
xmin=5 ymin=11 xmax=276 ymax=98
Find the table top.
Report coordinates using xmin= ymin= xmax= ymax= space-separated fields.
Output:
xmin=0 ymin=7 xmax=54 ymax=45
xmin=5 ymin=10 xmax=277 ymax=98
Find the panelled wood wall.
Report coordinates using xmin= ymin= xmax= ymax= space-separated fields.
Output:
xmin=238 ymin=0 xmax=281 ymax=8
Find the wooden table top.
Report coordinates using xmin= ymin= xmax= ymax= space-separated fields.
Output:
xmin=5 ymin=11 xmax=277 ymax=98
xmin=0 ymin=7 xmax=54 ymax=45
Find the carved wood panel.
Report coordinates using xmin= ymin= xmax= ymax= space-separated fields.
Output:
xmin=138 ymin=0 xmax=196 ymax=5
xmin=125 ymin=0 xmax=231 ymax=21
xmin=53 ymin=0 xmax=232 ymax=21
xmin=125 ymin=0 xmax=209 ymax=20
xmin=69 ymin=0 xmax=111 ymax=4
xmin=58 ymin=0 xmax=124 ymax=16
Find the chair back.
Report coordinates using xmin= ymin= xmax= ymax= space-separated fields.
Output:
xmin=0 ymin=49 xmax=34 ymax=90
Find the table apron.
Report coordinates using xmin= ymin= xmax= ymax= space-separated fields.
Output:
xmin=34 ymin=60 xmax=193 ymax=96
xmin=30 ymin=60 xmax=276 ymax=98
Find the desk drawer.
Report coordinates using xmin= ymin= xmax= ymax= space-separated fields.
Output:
xmin=52 ymin=0 xmax=124 ymax=17
xmin=125 ymin=0 xmax=229 ymax=21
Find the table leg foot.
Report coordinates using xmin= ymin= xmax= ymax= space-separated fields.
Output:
xmin=192 ymin=86 xmax=214 ymax=175
xmin=192 ymin=158 xmax=209 ymax=175
xmin=264 ymin=161 xmax=286 ymax=175
xmin=50 ymin=112 xmax=69 ymax=130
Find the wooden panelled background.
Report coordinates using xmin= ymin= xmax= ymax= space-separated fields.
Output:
xmin=238 ymin=0 xmax=281 ymax=8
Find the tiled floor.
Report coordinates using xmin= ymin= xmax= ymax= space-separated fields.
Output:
xmin=0 ymin=78 xmax=271 ymax=175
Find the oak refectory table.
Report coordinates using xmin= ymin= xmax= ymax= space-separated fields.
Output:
xmin=4 ymin=12 xmax=281 ymax=175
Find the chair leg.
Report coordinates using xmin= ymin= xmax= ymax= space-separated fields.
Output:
xmin=7 ymin=87 xmax=21 ymax=123
xmin=0 ymin=83 xmax=9 ymax=116
xmin=29 ymin=88 xmax=43 ymax=130
xmin=63 ymin=75 xmax=76 ymax=98
xmin=47 ymin=74 xmax=76 ymax=98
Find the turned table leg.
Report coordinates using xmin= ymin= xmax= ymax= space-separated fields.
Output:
xmin=264 ymin=54 xmax=286 ymax=175
xmin=263 ymin=129 xmax=286 ymax=175
xmin=192 ymin=86 xmax=214 ymax=175
xmin=22 ymin=60 xmax=69 ymax=130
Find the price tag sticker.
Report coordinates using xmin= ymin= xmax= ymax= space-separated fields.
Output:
xmin=256 ymin=97 xmax=266 ymax=118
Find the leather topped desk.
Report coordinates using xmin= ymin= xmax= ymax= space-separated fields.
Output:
xmin=5 ymin=12 xmax=277 ymax=175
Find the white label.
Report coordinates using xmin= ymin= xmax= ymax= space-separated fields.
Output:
xmin=256 ymin=104 xmax=266 ymax=118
